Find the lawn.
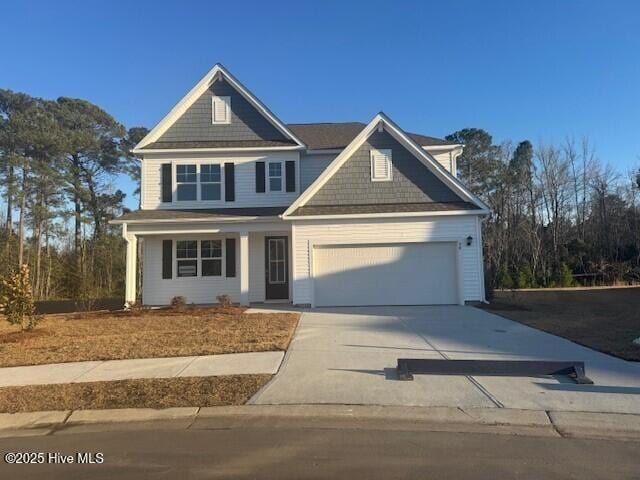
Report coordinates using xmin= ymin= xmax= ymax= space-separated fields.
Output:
xmin=0 ymin=307 xmax=300 ymax=367
xmin=0 ymin=375 xmax=271 ymax=413
xmin=480 ymin=288 xmax=640 ymax=361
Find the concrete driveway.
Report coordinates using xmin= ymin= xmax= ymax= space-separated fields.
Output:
xmin=251 ymin=306 xmax=640 ymax=413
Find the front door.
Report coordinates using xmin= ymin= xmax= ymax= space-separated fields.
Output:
xmin=265 ymin=236 xmax=289 ymax=300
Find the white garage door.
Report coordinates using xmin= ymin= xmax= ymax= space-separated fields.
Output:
xmin=313 ymin=242 xmax=458 ymax=307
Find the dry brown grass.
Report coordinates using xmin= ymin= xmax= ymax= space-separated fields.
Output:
xmin=481 ymin=288 xmax=640 ymax=361
xmin=0 ymin=375 xmax=271 ymax=413
xmin=0 ymin=307 xmax=299 ymax=367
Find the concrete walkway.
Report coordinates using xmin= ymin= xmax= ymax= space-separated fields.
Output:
xmin=0 ymin=351 xmax=284 ymax=387
xmin=252 ymin=306 xmax=640 ymax=414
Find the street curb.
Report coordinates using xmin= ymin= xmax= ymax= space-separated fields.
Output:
xmin=0 ymin=405 xmax=639 ymax=440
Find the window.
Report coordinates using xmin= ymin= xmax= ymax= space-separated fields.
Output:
xmin=212 ymin=96 xmax=231 ymax=124
xmin=201 ymin=240 xmax=223 ymax=276
xmin=268 ymin=162 xmax=282 ymax=192
xmin=370 ymin=149 xmax=392 ymax=182
xmin=176 ymin=164 xmax=197 ymax=201
xmin=268 ymin=238 xmax=286 ymax=284
xmin=176 ymin=240 xmax=198 ymax=277
xmin=200 ymin=164 xmax=222 ymax=201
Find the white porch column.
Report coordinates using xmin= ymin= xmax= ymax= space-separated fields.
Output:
xmin=239 ymin=230 xmax=249 ymax=306
xmin=123 ymin=226 xmax=138 ymax=308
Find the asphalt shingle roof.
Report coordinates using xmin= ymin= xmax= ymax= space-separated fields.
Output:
xmin=287 ymin=122 xmax=456 ymax=150
xmin=288 ymin=202 xmax=480 ymax=217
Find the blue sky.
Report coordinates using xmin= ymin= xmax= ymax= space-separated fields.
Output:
xmin=2 ymin=0 xmax=639 ymax=209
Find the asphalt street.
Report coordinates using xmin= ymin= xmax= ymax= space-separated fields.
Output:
xmin=0 ymin=417 xmax=638 ymax=479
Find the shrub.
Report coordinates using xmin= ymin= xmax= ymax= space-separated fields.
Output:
xmin=170 ymin=295 xmax=187 ymax=310
xmin=0 ymin=264 xmax=42 ymax=331
xmin=516 ymin=265 xmax=534 ymax=289
xmin=216 ymin=294 xmax=233 ymax=308
xmin=498 ymin=266 xmax=514 ymax=289
xmin=558 ymin=263 xmax=575 ymax=288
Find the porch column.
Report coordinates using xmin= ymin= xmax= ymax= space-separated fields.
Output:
xmin=124 ymin=227 xmax=137 ymax=308
xmin=239 ymin=230 xmax=249 ymax=306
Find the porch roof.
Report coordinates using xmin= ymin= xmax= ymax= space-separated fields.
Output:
xmin=112 ymin=207 xmax=287 ymax=224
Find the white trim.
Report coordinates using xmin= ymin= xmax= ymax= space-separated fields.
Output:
xmin=239 ymin=230 xmax=249 ymax=305
xmin=132 ymin=146 xmax=304 ymax=155
xmin=422 ymin=144 xmax=463 ymax=151
xmin=211 ymin=95 xmax=231 ymax=124
xmin=134 ymin=63 xmax=306 ymax=151
xmin=282 ymin=113 xmax=489 ymax=217
xmin=267 ymin=160 xmax=284 ymax=193
xmin=110 ymin=209 xmax=489 ymax=226
xmin=110 ymin=216 xmax=283 ymax=225
xmin=285 ymin=209 xmax=489 ymax=221
xmin=370 ymin=148 xmax=393 ymax=182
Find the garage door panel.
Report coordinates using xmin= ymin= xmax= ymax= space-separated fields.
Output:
xmin=313 ymin=242 xmax=458 ymax=307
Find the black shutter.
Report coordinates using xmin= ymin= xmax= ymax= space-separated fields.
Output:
xmin=255 ymin=161 xmax=265 ymax=193
xmin=162 ymin=240 xmax=172 ymax=279
xmin=161 ymin=164 xmax=172 ymax=202
xmin=285 ymin=160 xmax=296 ymax=192
xmin=224 ymin=162 xmax=235 ymax=201
xmin=225 ymin=238 xmax=236 ymax=278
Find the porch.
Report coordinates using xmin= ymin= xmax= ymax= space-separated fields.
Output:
xmin=122 ymin=219 xmax=292 ymax=307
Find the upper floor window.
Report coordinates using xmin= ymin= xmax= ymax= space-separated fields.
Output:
xmin=176 ymin=164 xmax=197 ymax=200
xmin=268 ymin=162 xmax=282 ymax=192
xmin=212 ymin=96 xmax=231 ymax=124
xmin=200 ymin=164 xmax=221 ymax=200
xmin=370 ymin=148 xmax=392 ymax=182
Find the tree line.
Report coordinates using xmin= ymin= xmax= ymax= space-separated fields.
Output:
xmin=1 ymin=88 xmax=638 ymax=303
xmin=0 ymin=89 xmax=147 ymax=302
xmin=446 ymin=129 xmax=640 ymax=294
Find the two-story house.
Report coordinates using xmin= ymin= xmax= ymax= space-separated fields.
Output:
xmin=112 ymin=64 xmax=489 ymax=308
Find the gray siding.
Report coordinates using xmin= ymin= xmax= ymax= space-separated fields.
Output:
xmin=306 ymin=129 xmax=464 ymax=206
xmin=157 ymin=81 xmax=288 ymax=143
xmin=300 ymin=153 xmax=335 ymax=191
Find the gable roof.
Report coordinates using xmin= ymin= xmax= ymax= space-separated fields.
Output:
xmin=288 ymin=122 xmax=457 ymax=150
xmin=283 ymin=113 xmax=490 ymax=217
xmin=133 ymin=64 xmax=306 ymax=153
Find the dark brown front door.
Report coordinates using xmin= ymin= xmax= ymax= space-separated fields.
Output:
xmin=265 ymin=236 xmax=289 ymax=300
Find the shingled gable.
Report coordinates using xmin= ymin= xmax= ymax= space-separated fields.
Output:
xmin=133 ymin=64 xmax=306 ymax=153
xmin=283 ymin=113 xmax=490 ymax=218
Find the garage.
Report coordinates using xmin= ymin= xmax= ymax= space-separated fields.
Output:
xmin=312 ymin=242 xmax=459 ymax=307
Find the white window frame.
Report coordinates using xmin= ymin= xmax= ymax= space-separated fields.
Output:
xmin=175 ymin=164 xmax=198 ymax=201
xmin=176 ymin=240 xmax=198 ymax=277
xmin=370 ymin=148 xmax=393 ymax=182
xmin=267 ymin=161 xmax=283 ymax=192
xmin=200 ymin=163 xmax=222 ymax=201
xmin=174 ymin=238 xmax=226 ymax=279
xmin=201 ymin=239 xmax=223 ymax=277
xmin=211 ymin=96 xmax=231 ymax=125
xmin=173 ymin=162 xmax=225 ymax=203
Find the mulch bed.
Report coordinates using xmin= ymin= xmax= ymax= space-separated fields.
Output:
xmin=0 ymin=375 xmax=271 ymax=413
xmin=481 ymin=288 xmax=640 ymax=361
